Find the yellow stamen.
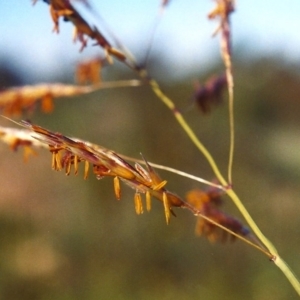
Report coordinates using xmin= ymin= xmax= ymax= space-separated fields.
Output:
xmin=84 ymin=160 xmax=89 ymax=180
xmin=114 ymin=176 xmax=121 ymax=200
xmin=163 ymin=192 xmax=171 ymax=225
xmin=65 ymin=159 xmax=71 ymax=175
xmin=74 ymin=155 xmax=78 ymax=175
xmin=51 ymin=151 xmax=56 ymax=170
xmin=146 ymin=191 xmax=151 ymax=212
xmin=134 ymin=192 xmax=143 ymax=215
xmin=55 ymin=151 xmax=62 ymax=171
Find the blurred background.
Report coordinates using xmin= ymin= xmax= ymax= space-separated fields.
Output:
xmin=1 ymin=1 xmax=300 ymax=299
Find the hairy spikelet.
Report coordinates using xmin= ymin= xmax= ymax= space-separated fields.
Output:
xmin=186 ymin=188 xmax=250 ymax=243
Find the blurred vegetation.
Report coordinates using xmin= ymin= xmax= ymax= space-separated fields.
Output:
xmin=1 ymin=54 xmax=300 ymax=300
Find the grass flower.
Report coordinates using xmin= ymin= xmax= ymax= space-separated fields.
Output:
xmin=10 ymin=120 xmax=187 ymax=224
xmin=186 ymin=188 xmax=250 ymax=243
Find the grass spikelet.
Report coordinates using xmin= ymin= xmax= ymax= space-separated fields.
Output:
xmin=186 ymin=188 xmax=249 ymax=243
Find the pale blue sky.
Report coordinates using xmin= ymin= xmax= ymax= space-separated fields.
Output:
xmin=0 ymin=1 xmax=300 ymax=81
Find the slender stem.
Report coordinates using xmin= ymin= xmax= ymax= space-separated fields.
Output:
xmin=227 ymin=70 xmax=234 ymax=184
xmin=220 ymin=19 xmax=235 ymax=185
